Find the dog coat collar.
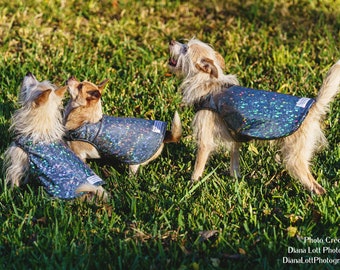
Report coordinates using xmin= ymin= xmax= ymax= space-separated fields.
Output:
xmin=15 ymin=137 xmax=104 ymax=199
xmin=66 ymin=115 xmax=167 ymax=164
xmin=195 ymin=85 xmax=315 ymax=142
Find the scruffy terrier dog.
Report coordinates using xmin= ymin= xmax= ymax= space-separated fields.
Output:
xmin=4 ymin=73 xmax=108 ymax=201
xmin=63 ymin=77 xmax=182 ymax=174
xmin=169 ymin=38 xmax=340 ymax=194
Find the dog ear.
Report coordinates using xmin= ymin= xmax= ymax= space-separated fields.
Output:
xmin=20 ymin=72 xmax=39 ymax=101
xmin=67 ymin=76 xmax=79 ymax=86
xmin=34 ymin=89 xmax=52 ymax=106
xmin=195 ymin=57 xmax=219 ymax=78
xmin=55 ymin=86 xmax=68 ymax=98
xmin=86 ymin=90 xmax=101 ymax=101
xmin=66 ymin=76 xmax=80 ymax=99
xmin=97 ymin=79 xmax=109 ymax=92
xmin=215 ymin=52 xmax=225 ymax=71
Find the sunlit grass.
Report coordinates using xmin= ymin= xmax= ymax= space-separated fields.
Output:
xmin=0 ymin=0 xmax=339 ymax=269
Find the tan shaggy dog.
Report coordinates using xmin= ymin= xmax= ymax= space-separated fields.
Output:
xmin=4 ymin=73 xmax=108 ymax=201
xmin=63 ymin=77 xmax=182 ymax=174
xmin=169 ymin=38 xmax=340 ymax=195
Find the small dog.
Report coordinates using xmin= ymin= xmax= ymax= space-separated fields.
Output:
xmin=4 ymin=73 xmax=108 ymax=201
xmin=63 ymin=77 xmax=182 ymax=174
xmin=169 ymin=38 xmax=340 ymax=194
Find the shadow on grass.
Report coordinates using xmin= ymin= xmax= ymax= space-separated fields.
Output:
xmin=192 ymin=0 xmax=339 ymax=35
xmin=0 ymin=99 xmax=15 ymax=139
xmin=0 ymin=101 xmax=15 ymax=180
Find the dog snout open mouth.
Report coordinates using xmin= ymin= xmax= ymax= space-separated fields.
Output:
xmin=168 ymin=57 xmax=178 ymax=67
xmin=168 ymin=50 xmax=178 ymax=67
xmin=169 ymin=40 xmax=182 ymax=67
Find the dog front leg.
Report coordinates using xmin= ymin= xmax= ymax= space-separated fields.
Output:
xmin=229 ymin=142 xmax=241 ymax=178
xmin=191 ymin=143 xmax=213 ymax=183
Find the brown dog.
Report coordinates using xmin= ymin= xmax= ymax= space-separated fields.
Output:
xmin=63 ymin=77 xmax=182 ymax=174
xmin=169 ymin=38 xmax=340 ymax=194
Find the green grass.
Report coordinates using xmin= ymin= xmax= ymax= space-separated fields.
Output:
xmin=0 ymin=0 xmax=339 ymax=269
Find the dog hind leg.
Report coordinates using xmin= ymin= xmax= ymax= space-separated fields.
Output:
xmin=76 ymin=183 xmax=109 ymax=202
xmin=284 ymin=155 xmax=326 ymax=195
xmin=281 ymin=115 xmax=326 ymax=194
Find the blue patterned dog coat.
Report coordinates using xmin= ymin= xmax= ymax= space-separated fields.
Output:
xmin=196 ymin=85 xmax=315 ymax=142
xmin=66 ymin=115 xmax=167 ymax=164
xmin=15 ymin=137 xmax=104 ymax=199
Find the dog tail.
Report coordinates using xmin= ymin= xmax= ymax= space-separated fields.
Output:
xmin=315 ymin=59 xmax=340 ymax=115
xmin=76 ymin=183 xmax=109 ymax=202
xmin=164 ymin=111 xmax=182 ymax=143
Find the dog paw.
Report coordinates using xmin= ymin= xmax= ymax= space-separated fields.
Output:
xmin=313 ymin=184 xmax=326 ymax=195
xmin=190 ymin=178 xmax=200 ymax=186
xmin=229 ymin=170 xmax=241 ymax=178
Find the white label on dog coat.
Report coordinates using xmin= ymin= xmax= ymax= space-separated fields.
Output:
xmin=152 ymin=121 xmax=163 ymax=134
xmin=296 ymin=97 xmax=311 ymax=108
xmin=87 ymin=175 xmax=103 ymax=185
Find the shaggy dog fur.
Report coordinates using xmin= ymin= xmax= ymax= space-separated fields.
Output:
xmin=169 ymin=38 xmax=340 ymax=194
xmin=4 ymin=73 xmax=108 ymax=201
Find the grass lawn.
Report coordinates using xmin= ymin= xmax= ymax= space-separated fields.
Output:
xmin=0 ymin=0 xmax=339 ymax=269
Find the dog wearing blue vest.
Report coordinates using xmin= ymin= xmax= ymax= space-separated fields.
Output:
xmin=4 ymin=73 xmax=108 ymax=201
xmin=63 ymin=77 xmax=182 ymax=174
xmin=169 ymin=38 xmax=340 ymax=195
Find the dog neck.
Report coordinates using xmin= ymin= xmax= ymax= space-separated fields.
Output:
xmin=64 ymin=101 xmax=103 ymax=130
xmin=11 ymin=101 xmax=64 ymax=144
xmin=181 ymin=73 xmax=239 ymax=106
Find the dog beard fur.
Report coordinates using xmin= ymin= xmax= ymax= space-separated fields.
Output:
xmin=169 ymin=38 xmax=340 ymax=195
xmin=4 ymin=73 xmax=108 ymax=201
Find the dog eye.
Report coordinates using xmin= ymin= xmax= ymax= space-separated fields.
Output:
xmin=182 ymin=44 xmax=188 ymax=54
